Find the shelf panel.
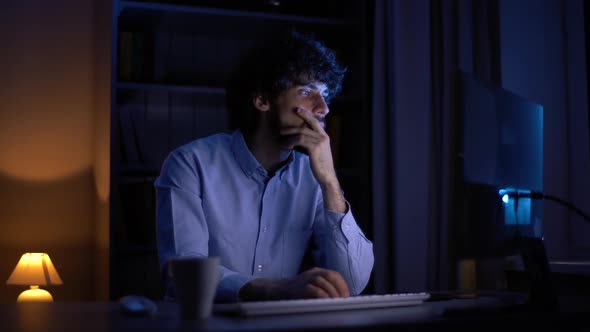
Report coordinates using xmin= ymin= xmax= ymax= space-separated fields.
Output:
xmin=117 ymin=1 xmax=359 ymax=39
xmin=117 ymin=81 xmax=226 ymax=94
xmin=119 ymin=0 xmax=356 ymax=26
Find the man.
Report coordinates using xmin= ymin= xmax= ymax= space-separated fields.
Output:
xmin=155 ymin=31 xmax=374 ymax=303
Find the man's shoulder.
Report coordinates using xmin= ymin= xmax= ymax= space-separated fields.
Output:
xmin=173 ymin=131 xmax=233 ymax=155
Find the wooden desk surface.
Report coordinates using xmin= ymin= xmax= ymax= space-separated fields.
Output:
xmin=2 ymin=293 xmax=589 ymax=332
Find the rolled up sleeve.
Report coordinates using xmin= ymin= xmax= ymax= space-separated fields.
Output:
xmin=313 ymin=199 xmax=374 ymax=295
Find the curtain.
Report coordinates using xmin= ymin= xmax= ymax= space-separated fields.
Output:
xmin=371 ymin=0 xmax=501 ymax=293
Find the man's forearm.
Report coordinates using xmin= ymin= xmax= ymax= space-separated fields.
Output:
xmin=239 ymin=278 xmax=275 ymax=301
xmin=320 ymin=178 xmax=347 ymax=213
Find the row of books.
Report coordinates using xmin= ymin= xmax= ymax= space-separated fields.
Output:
xmin=117 ymin=91 xmax=228 ymax=165
xmin=117 ymin=30 xmax=248 ymax=85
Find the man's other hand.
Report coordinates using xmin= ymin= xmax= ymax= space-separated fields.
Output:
xmin=239 ymin=267 xmax=350 ymax=301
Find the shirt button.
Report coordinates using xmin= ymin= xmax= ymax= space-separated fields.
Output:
xmin=263 ymin=226 xmax=268 ymax=232
xmin=257 ymin=265 xmax=263 ymax=272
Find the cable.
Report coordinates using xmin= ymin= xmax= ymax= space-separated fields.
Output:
xmin=506 ymin=191 xmax=590 ymax=225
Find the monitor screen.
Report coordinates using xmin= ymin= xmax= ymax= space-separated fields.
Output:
xmin=451 ymin=72 xmax=544 ymax=258
xmin=461 ymin=73 xmax=543 ymax=192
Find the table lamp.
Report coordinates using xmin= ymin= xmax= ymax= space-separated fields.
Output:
xmin=6 ymin=253 xmax=63 ymax=302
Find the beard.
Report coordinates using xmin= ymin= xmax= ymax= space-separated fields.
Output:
xmin=267 ymin=104 xmax=326 ymax=153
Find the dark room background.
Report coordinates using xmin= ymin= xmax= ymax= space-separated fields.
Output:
xmin=0 ymin=0 xmax=588 ymax=302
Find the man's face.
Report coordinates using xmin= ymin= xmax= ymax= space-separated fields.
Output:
xmin=270 ymin=82 xmax=330 ymax=132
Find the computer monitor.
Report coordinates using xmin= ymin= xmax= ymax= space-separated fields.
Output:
xmin=450 ymin=72 xmax=560 ymax=310
xmin=450 ymin=71 xmax=544 ymax=259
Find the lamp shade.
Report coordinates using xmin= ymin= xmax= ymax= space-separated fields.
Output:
xmin=6 ymin=253 xmax=63 ymax=286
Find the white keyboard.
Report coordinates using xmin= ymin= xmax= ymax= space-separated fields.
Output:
xmin=214 ymin=292 xmax=430 ymax=316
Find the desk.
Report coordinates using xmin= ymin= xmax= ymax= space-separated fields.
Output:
xmin=2 ymin=293 xmax=589 ymax=332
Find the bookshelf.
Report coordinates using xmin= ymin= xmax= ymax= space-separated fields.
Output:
xmin=110 ymin=0 xmax=373 ymax=300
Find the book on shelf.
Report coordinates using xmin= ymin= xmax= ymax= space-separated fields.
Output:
xmin=117 ymin=90 xmax=231 ymax=171
xmin=153 ymin=30 xmax=168 ymax=82
xmin=118 ymin=94 xmax=147 ymax=163
xmin=118 ymin=31 xmax=154 ymax=82
xmin=193 ymin=94 xmax=229 ymax=138
xmin=167 ymin=32 xmax=195 ymax=85
xmin=119 ymin=104 xmax=140 ymax=163
xmin=118 ymin=31 xmax=133 ymax=81
xmin=133 ymin=31 xmax=154 ymax=82
xmin=145 ymin=92 xmax=170 ymax=165
xmin=169 ymin=93 xmax=195 ymax=150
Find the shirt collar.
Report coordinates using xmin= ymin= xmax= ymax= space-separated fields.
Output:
xmin=231 ymin=130 xmax=294 ymax=179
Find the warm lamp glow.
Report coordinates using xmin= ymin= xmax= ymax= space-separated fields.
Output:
xmin=6 ymin=253 xmax=63 ymax=302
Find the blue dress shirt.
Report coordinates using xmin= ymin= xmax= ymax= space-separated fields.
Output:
xmin=155 ymin=131 xmax=374 ymax=302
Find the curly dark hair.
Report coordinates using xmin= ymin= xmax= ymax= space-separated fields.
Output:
xmin=226 ymin=30 xmax=347 ymax=134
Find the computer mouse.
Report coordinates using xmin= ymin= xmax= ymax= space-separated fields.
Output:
xmin=118 ymin=295 xmax=158 ymax=317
